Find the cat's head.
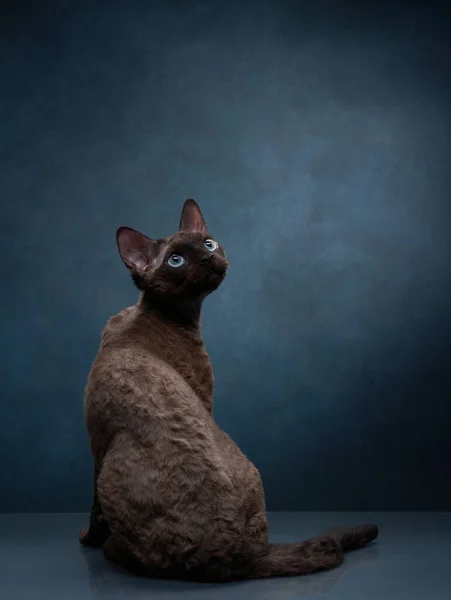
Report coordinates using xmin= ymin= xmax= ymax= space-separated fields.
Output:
xmin=116 ymin=199 xmax=228 ymax=300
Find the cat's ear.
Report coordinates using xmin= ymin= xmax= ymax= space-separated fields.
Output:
xmin=179 ymin=199 xmax=208 ymax=234
xmin=116 ymin=227 xmax=158 ymax=272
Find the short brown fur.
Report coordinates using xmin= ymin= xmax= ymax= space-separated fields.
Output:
xmin=80 ymin=199 xmax=378 ymax=581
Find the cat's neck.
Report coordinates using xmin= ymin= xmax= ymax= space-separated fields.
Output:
xmin=137 ymin=292 xmax=204 ymax=334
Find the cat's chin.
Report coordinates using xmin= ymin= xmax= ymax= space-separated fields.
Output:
xmin=206 ymin=267 xmax=227 ymax=289
xmin=191 ymin=273 xmax=226 ymax=297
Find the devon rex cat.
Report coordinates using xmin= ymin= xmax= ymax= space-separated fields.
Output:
xmin=80 ymin=199 xmax=378 ymax=581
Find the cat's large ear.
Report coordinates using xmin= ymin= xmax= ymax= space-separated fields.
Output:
xmin=179 ymin=199 xmax=208 ymax=234
xmin=116 ymin=226 xmax=159 ymax=272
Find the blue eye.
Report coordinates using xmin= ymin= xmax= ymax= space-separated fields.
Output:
xmin=204 ymin=239 xmax=218 ymax=252
xmin=168 ymin=254 xmax=185 ymax=268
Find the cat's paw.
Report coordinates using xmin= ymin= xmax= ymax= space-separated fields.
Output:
xmin=79 ymin=525 xmax=109 ymax=547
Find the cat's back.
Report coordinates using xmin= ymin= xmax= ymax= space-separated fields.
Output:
xmin=100 ymin=304 xmax=139 ymax=344
xmin=85 ymin=305 xmax=210 ymax=428
xmin=92 ymin=304 xmax=164 ymax=371
xmin=84 ymin=305 xmax=216 ymax=462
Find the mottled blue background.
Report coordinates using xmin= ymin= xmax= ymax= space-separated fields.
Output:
xmin=2 ymin=0 xmax=451 ymax=511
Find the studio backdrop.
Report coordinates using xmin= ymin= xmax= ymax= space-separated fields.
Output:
xmin=2 ymin=0 xmax=451 ymax=512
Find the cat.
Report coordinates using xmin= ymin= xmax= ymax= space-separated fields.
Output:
xmin=79 ymin=198 xmax=378 ymax=581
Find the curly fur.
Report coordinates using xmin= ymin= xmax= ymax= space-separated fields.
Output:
xmin=80 ymin=199 xmax=378 ymax=581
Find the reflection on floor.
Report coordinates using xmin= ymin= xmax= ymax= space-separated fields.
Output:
xmin=1 ymin=512 xmax=450 ymax=599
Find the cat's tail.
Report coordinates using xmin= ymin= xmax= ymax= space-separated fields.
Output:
xmin=102 ymin=523 xmax=378 ymax=582
xmin=222 ymin=523 xmax=379 ymax=581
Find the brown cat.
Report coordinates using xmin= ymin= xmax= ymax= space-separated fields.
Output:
xmin=79 ymin=199 xmax=378 ymax=581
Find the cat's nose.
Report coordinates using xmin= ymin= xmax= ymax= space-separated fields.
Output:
xmin=201 ymin=255 xmax=214 ymax=264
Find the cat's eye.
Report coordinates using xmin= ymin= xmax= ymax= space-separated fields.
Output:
xmin=204 ymin=239 xmax=218 ymax=252
xmin=168 ymin=254 xmax=185 ymax=268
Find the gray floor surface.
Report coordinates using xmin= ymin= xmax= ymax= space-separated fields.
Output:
xmin=1 ymin=512 xmax=450 ymax=599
